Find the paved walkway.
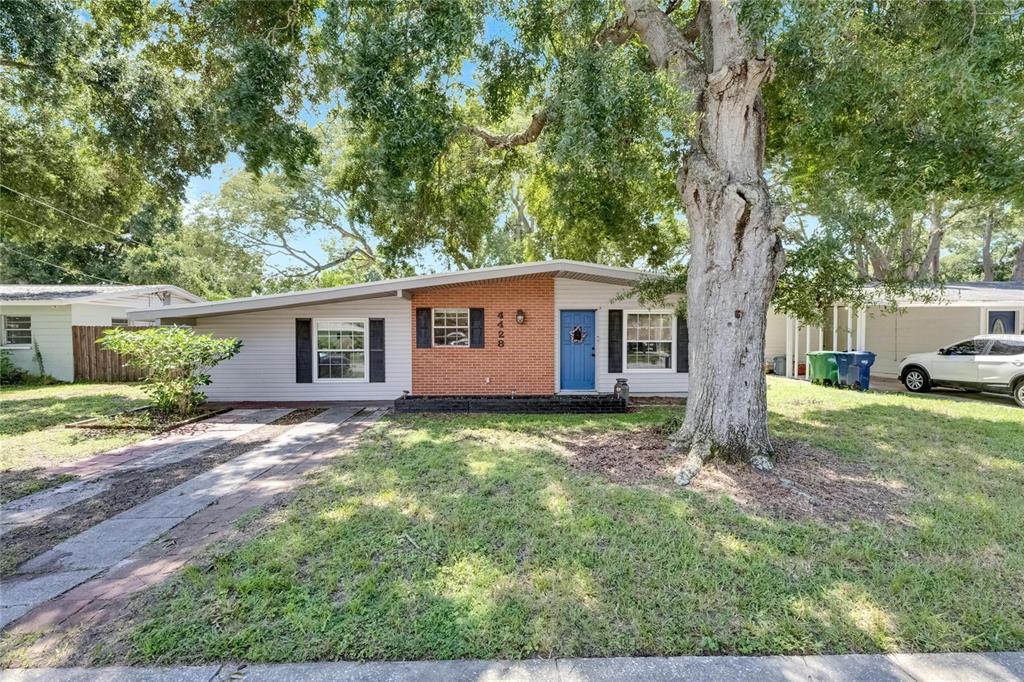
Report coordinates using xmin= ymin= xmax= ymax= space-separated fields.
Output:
xmin=2 ymin=652 xmax=1022 ymax=681
xmin=0 ymin=409 xmax=290 ymax=528
xmin=1 ymin=407 xmax=382 ymax=630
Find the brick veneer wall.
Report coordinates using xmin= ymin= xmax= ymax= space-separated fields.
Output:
xmin=410 ymin=276 xmax=555 ymax=395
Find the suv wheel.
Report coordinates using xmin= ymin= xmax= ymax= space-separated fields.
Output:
xmin=903 ymin=367 xmax=931 ymax=393
xmin=1015 ymin=380 xmax=1024 ymax=408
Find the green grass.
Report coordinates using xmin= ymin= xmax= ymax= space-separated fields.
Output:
xmin=119 ymin=379 xmax=1024 ymax=662
xmin=0 ymin=383 xmax=149 ymax=472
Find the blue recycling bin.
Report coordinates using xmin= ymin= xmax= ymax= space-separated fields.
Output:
xmin=834 ymin=352 xmax=855 ymax=388
xmin=849 ymin=351 xmax=876 ymax=390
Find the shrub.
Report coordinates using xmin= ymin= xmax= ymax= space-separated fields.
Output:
xmin=99 ymin=326 xmax=242 ymax=417
xmin=0 ymin=350 xmax=26 ymax=385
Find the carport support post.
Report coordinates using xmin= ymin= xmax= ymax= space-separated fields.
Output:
xmin=785 ymin=315 xmax=794 ymax=378
xmin=832 ymin=306 xmax=839 ymax=350
xmin=847 ymin=307 xmax=853 ymax=351
xmin=805 ymin=324 xmax=811 ymax=378
xmin=856 ymin=309 xmax=867 ymax=351
xmin=793 ymin=320 xmax=800 ymax=377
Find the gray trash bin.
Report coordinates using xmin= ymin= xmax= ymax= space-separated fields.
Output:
xmin=772 ymin=355 xmax=786 ymax=375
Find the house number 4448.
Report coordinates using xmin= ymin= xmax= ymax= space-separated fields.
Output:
xmin=496 ymin=311 xmax=505 ymax=347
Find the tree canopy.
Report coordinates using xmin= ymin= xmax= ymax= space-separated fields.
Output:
xmin=5 ymin=0 xmax=1022 ymax=294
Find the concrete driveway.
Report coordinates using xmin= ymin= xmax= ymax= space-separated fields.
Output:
xmin=870 ymin=376 xmax=1020 ymax=408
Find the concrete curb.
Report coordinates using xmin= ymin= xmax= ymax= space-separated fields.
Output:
xmin=2 ymin=652 xmax=1022 ymax=682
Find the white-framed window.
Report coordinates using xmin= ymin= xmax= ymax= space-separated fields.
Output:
xmin=314 ymin=319 xmax=367 ymax=381
xmin=2 ymin=315 xmax=32 ymax=347
xmin=625 ymin=311 xmax=674 ymax=370
xmin=432 ymin=308 xmax=470 ymax=347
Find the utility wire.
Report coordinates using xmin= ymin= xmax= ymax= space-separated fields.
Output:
xmin=0 ymin=183 xmax=145 ymax=246
xmin=0 ymin=243 xmax=129 ymax=285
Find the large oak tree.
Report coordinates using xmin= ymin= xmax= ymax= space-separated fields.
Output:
xmin=4 ymin=0 xmax=1022 ymax=481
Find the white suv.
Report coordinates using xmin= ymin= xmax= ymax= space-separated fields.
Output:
xmin=899 ymin=334 xmax=1024 ymax=407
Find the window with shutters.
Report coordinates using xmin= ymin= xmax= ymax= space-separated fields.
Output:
xmin=625 ymin=311 xmax=674 ymax=370
xmin=432 ymin=308 xmax=470 ymax=347
xmin=2 ymin=315 xmax=31 ymax=347
xmin=314 ymin=319 xmax=367 ymax=381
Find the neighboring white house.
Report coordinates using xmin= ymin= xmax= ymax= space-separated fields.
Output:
xmin=1 ymin=284 xmax=202 ymax=382
xmin=766 ymin=282 xmax=1024 ymax=379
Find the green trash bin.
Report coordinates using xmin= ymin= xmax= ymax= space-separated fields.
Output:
xmin=807 ymin=351 xmax=839 ymax=386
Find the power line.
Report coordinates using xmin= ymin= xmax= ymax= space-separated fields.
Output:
xmin=0 ymin=243 xmax=129 ymax=285
xmin=0 ymin=183 xmax=145 ymax=246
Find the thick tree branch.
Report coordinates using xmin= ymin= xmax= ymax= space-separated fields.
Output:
xmin=462 ymin=111 xmax=548 ymax=149
xmin=619 ymin=0 xmax=707 ymax=94
xmin=0 ymin=58 xmax=36 ymax=70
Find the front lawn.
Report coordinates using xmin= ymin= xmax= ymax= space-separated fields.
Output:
xmin=108 ymin=379 xmax=1023 ymax=662
xmin=0 ymin=383 xmax=149 ymax=501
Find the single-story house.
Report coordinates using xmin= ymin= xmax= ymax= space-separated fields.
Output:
xmin=1 ymin=284 xmax=203 ymax=382
xmin=766 ymin=282 xmax=1024 ymax=379
xmin=127 ymin=260 xmax=687 ymax=401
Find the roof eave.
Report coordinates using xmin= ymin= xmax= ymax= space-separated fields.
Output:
xmin=127 ymin=260 xmax=648 ymax=321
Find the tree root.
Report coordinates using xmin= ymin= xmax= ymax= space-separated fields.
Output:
xmin=673 ymin=443 xmax=774 ymax=486
xmin=673 ymin=442 xmax=710 ymax=486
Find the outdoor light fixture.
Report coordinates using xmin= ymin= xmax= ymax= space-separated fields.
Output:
xmin=515 ymin=309 xmax=526 ymax=325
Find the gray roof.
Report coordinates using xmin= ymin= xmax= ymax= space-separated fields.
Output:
xmin=0 ymin=284 xmax=201 ymax=304
xmin=917 ymin=281 xmax=1024 ymax=305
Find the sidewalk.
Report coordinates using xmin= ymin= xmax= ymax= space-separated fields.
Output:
xmin=3 ymin=652 xmax=1022 ymax=681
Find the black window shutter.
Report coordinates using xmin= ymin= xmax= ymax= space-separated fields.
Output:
xmin=676 ymin=314 xmax=689 ymax=373
xmin=415 ymin=308 xmax=432 ymax=348
xmin=469 ymin=308 xmax=485 ymax=348
xmin=608 ymin=309 xmax=623 ymax=373
xmin=296 ymin=318 xmax=312 ymax=383
xmin=368 ymin=318 xmax=385 ymax=383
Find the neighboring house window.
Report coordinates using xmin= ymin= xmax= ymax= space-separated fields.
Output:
xmin=433 ymin=308 xmax=470 ymax=347
xmin=315 ymin=319 xmax=366 ymax=380
xmin=625 ymin=312 xmax=674 ymax=370
xmin=111 ymin=318 xmax=130 ymax=327
xmin=2 ymin=315 xmax=31 ymax=346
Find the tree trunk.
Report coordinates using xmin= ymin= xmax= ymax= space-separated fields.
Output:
xmin=1012 ymin=241 xmax=1024 ymax=283
xmin=982 ymin=210 xmax=995 ymax=281
xmin=916 ymin=199 xmax=944 ymax=281
xmin=624 ymin=1 xmax=784 ymax=484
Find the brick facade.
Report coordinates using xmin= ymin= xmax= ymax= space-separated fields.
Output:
xmin=410 ymin=276 xmax=555 ymax=395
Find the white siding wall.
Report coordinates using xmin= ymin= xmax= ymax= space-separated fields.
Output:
xmin=195 ymin=297 xmax=412 ymax=401
xmin=764 ymin=309 xmax=788 ymax=363
xmin=865 ymin=305 xmax=982 ymax=377
xmin=70 ymin=303 xmax=131 ymax=326
xmin=0 ymin=304 xmax=74 ymax=382
xmin=554 ymin=279 xmax=687 ymax=395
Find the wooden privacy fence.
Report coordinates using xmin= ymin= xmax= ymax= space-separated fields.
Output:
xmin=72 ymin=326 xmax=147 ymax=382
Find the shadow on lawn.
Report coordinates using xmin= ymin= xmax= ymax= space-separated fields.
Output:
xmin=0 ymin=394 xmax=147 ymax=437
xmin=14 ymin=404 xmax=1023 ymax=666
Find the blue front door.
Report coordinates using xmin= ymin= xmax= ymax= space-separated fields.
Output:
xmin=560 ymin=310 xmax=595 ymax=390
xmin=988 ymin=310 xmax=1018 ymax=334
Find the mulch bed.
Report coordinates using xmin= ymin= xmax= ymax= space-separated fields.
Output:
xmin=554 ymin=427 xmax=911 ymax=525
xmin=1 ymin=408 xmax=326 ymax=577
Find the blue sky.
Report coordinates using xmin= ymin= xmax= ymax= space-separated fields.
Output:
xmin=182 ymin=15 xmax=518 ymax=275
